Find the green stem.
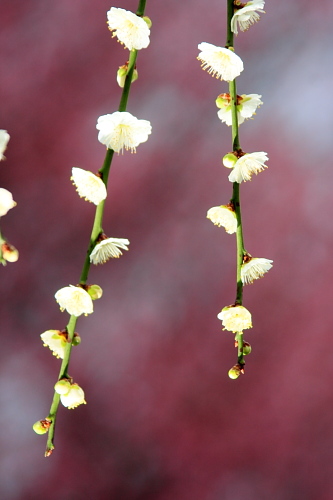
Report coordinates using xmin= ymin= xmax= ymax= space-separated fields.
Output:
xmin=44 ymin=0 xmax=149 ymax=456
xmin=226 ymin=0 xmax=245 ymax=366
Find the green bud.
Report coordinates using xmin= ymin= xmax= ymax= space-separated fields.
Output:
xmin=54 ymin=379 xmax=71 ymax=395
xmin=242 ymin=341 xmax=252 ymax=355
xmin=222 ymin=153 xmax=237 ymax=169
xmin=33 ymin=418 xmax=51 ymax=435
xmin=215 ymin=93 xmax=230 ymax=109
xmin=72 ymin=332 xmax=81 ymax=346
xmin=228 ymin=364 xmax=243 ymax=379
xmin=87 ymin=284 xmax=103 ymax=300
xmin=143 ymin=16 xmax=152 ymax=28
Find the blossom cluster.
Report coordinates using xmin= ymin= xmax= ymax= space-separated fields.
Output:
xmin=0 ymin=130 xmax=19 ymax=265
xmin=34 ymin=6 xmax=153 ymax=447
xmin=197 ymin=1 xmax=270 ymax=377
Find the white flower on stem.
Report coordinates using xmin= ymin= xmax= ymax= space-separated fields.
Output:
xmin=241 ymin=257 xmax=273 ymax=285
xmin=55 ymin=285 xmax=93 ymax=317
xmin=96 ymin=112 xmax=152 ymax=153
xmin=231 ymin=1 xmax=265 ymax=35
xmin=216 ymin=93 xmax=262 ymax=126
xmin=90 ymin=237 xmax=130 ymax=265
xmin=40 ymin=330 xmax=67 ymax=359
xmin=55 ymin=381 xmax=86 ymax=409
xmin=0 ymin=188 xmax=16 ymax=216
xmin=207 ymin=205 xmax=237 ymax=234
xmin=0 ymin=130 xmax=10 ymax=160
xmin=107 ymin=7 xmax=150 ymax=51
xmin=71 ymin=167 xmax=107 ymax=205
xmin=217 ymin=305 xmax=252 ymax=333
xmin=228 ymin=152 xmax=268 ymax=183
xmin=197 ymin=42 xmax=243 ymax=82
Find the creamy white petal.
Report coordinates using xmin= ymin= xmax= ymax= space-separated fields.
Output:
xmin=60 ymin=384 xmax=86 ymax=409
xmin=55 ymin=285 xmax=93 ymax=317
xmin=96 ymin=112 xmax=152 ymax=153
xmin=207 ymin=205 xmax=237 ymax=234
xmin=0 ymin=130 xmax=10 ymax=161
xmin=0 ymin=188 xmax=16 ymax=216
xmin=197 ymin=42 xmax=243 ymax=82
xmin=107 ymin=7 xmax=150 ymax=50
xmin=90 ymin=237 xmax=130 ymax=264
xmin=241 ymin=257 xmax=273 ymax=285
xmin=40 ymin=330 xmax=67 ymax=359
xmin=71 ymin=167 xmax=107 ymax=205
xmin=217 ymin=305 xmax=252 ymax=333
xmin=228 ymin=152 xmax=268 ymax=183
xmin=231 ymin=1 xmax=265 ymax=35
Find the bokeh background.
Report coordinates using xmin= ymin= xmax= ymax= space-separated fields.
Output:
xmin=1 ymin=0 xmax=333 ymax=498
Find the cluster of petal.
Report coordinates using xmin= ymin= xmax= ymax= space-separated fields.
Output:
xmin=228 ymin=152 xmax=268 ymax=183
xmin=197 ymin=42 xmax=243 ymax=82
xmin=217 ymin=305 xmax=252 ymax=333
xmin=71 ymin=167 xmax=107 ymax=205
xmin=241 ymin=257 xmax=273 ymax=285
xmin=231 ymin=0 xmax=265 ymax=35
xmin=207 ymin=205 xmax=237 ymax=234
xmin=55 ymin=285 xmax=93 ymax=317
xmin=90 ymin=237 xmax=130 ymax=265
xmin=55 ymin=381 xmax=86 ymax=409
xmin=96 ymin=112 xmax=152 ymax=153
xmin=0 ymin=188 xmax=16 ymax=216
xmin=0 ymin=130 xmax=10 ymax=161
xmin=40 ymin=330 xmax=67 ymax=359
xmin=217 ymin=94 xmax=262 ymax=126
xmin=107 ymin=7 xmax=150 ymax=51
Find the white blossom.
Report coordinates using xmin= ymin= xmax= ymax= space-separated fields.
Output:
xmin=197 ymin=42 xmax=243 ymax=82
xmin=228 ymin=152 xmax=268 ymax=183
xmin=0 ymin=130 xmax=10 ymax=160
xmin=231 ymin=1 xmax=265 ymax=35
xmin=217 ymin=305 xmax=252 ymax=333
xmin=55 ymin=285 xmax=93 ymax=317
xmin=55 ymin=382 xmax=86 ymax=409
xmin=207 ymin=205 xmax=237 ymax=234
xmin=0 ymin=188 xmax=16 ymax=216
xmin=241 ymin=257 xmax=273 ymax=285
xmin=217 ymin=93 xmax=262 ymax=126
xmin=90 ymin=237 xmax=130 ymax=265
xmin=40 ymin=330 xmax=67 ymax=359
xmin=107 ymin=7 xmax=150 ymax=50
xmin=96 ymin=112 xmax=152 ymax=153
xmin=71 ymin=167 xmax=107 ymax=205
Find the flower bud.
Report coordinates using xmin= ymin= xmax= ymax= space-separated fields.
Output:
xmin=87 ymin=284 xmax=103 ymax=300
xmin=242 ymin=341 xmax=252 ymax=355
xmin=1 ymin=242 xmax=19 ymax=262
xmin=215 ymin=93 xmax=230 ymax=109
xmin=72 ymin=332 xmax=81 ymax=346
xmin=222 ymin=153 xmax=237 ymax=169
xmin=32 ymin=418 xmax=51 ymax=435
xmin=228 ymin=364 xmax=243 ymax=379
xmin=142 ymin=16 xmax=152 ymax=28
xmin=54 ymin=379 xmax=71 ymax=395
xmin=117 ymin=65 xmax=138 ymax=88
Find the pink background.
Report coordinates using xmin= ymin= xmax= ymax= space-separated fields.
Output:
xmin=1 ymin=1 xmax=333 ymax=498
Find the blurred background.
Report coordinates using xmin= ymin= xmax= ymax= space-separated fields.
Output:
xmin=1 ymin=0 xmax=333 ymax=498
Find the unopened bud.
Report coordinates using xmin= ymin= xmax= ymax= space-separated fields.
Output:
xmin=242 ymin=341 xmax=252 ymax=355
xmin=87 ymin=284 xmax=103 ymax=300
xmin=72 ymin=332 xmax=81 ymax=346
xmin=54 ymin=379 xmax=71 ymax=395
xmin=222 ymin=153 xmax=237 ymax=169
xmin=216 ymin=93 xmax=230 ymax=109
xmin=33 ymin=418 xmax=51 ymax=435
xmin=142 ymin=16 xmax=152 ymax=28
xmin=117 ymin=65 xmax=138 ymax=88
xmin=1 ymin=242 xmax=19 ymax=262
xmin=228 ymin=364 xmax=244 ymax=379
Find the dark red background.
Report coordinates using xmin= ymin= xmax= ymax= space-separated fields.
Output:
xmin=1 ymin=1 xmax=333 ymax=499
